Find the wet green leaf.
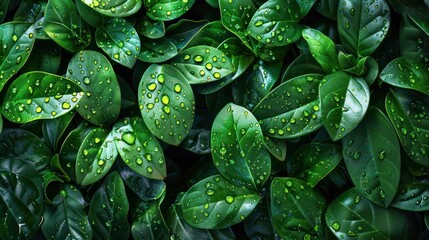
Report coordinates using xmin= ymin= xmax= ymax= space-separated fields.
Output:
xmin=342 ymin=107 xmax=401 ymax=207
xmin=165 ymin=19 xmax=208 ymax=50
xmin=42 ymin=111 xmax=75 ymax=151
xmin=138 ymin=64 xmax=195 ymax=146
xmin=263 ymin=136 xmax=286 ymax=161
xmin=80 ymin=0 xmax=142 ymax=17
xmin=320 ymin=71 xmax=370 ymax=141
xmin=315 ymin=0 xmax=339 ymax=20
xmin=400 ymin=16 xmax=429 ymax=64
xmin=95 ymin=17 xmax=140 ymax=68
xmin=43 ymin=0 xmax=91 ymax=52
xmin=211 ymin=103 xmax=271 ymax=189
xmin=282 ymin=53 xmax=325 ymax=81
xmin=138 ymin=36 xmax=177 ymax=63
xmin=113 ymin=117 xmax=166 ymax=180
xmin=21 ymin=40 xmax=61 ymax=74
xmin=243 ymin=200 xmax=277 ymax=240
xmin=180 ymin=174 xmax=261 ymax=229
xmin=13 ymin=0 xmax=48 ymax=39
xmin=271 ymin=177 xmax=326 ymax=239
xmin=392 ymin=177 xmax=429 ymax=211
xmin=135 ymin=15 xmax=165 ymax=39
xmin=337 ymin=0 xmax=390 ymax=56
xmin=76 ymin=0 xmax=107 ymax=28
xmin=145 ymin=0 xmax=196 ymax=21
xmin=89 ymin=172 xmax=130 ymax=240
xmin=2 ymin=71 xmax=83 ymax=124
xmin=131 ymin=197 xmax=169 ymax=240
xmin=0 ymin=22 xmax=35 ymax=92
xmin=66 ymin=50 xmax=121 ymax=126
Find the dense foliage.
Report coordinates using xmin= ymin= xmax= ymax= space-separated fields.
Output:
xmin=0 ymin=0 xmax=429 ymax=239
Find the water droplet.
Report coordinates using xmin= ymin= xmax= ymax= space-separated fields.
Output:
xmin=83 ymin=77 xmax=91 ymax=85
xmin=62 ymin=102 xmax=71 ymax=109
xmin=157 ymin=74 xmax=165 ymax=83
xmin=193 ymin=55 xmax=203 ymax=63
xmin=254 ymin=20 xmax=263 ymax=27
xmin=225 ymin=195 xmax=234 ymax=203
xmin=351 ymin=150 xmax=361 ymax=159
xmin=35 ymin=106 xmax=42 ymax=113
xmin=331 ymin=222 xmax=340 ymax=231
xmin=378 ymin=150 xmax=386 ymax=160
xmin=98 ymin=160 xmax=105 ymax=166
xmin=122 ymin=132 xmax=136 ymax=145
xmin=220 ymin=146 xmax=227 ymax=155
xmin=206 ymin=189 xmax=215 ymax=196
xmin=146 ymin=166 xmax=153 ymax=173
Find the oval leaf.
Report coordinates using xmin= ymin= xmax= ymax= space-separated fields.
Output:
xmin=138 ymin=36 xmax=177 ymax=63
xmin=392 ymin=178 xmax=429 ymax=211
xmin=131 ymin=198 xmax=169 ymax=240
xmin=138 ymin=64 xmax=195 ymax=146
xmin=81 ymin=0 xmax=142 ymax=17
xmin=145 ymin=0 xmax=196 ymax=21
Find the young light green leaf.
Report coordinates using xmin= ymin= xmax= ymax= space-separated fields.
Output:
xmin=380 ymin=57 xmax=429 ymax=95
xmin=325 ymin=188 xmax=420 ymax=240
xmin=171 ymin=46 xmax=234 ymax=84
xmin=252 ymin=74 xmax=324 ymax=139
xmin=2 ymin=71 xmax=83 ymax=124
xmin=319 ymin=71 xmax=370 ymax=141
xmin=0 ymin=22 xmax=35 ymax=92
xmin=95 ymin=18 xmax=140 ymax=68
xmin=288 ymin=143 xmax=342 ymax=187
xmin=89 ymin=172 xmax=130 ymax=240
xmin=247 ymin=0 xmax=316 ymax=46
xmin=271 ymin=177 xmax=326 ymax=239
xmin=43 ymin=0 xmax=91 ymax=52
xmin=80 ymin=0 xmax=142 ymax=17
xmin=302 ymin=28 xmax=339 ymax=73
xmin=342 ymin=107 xmax=401 ymax=207
xmin=385 ymin=88 xmax=429 ymax=167
xmin=180 ymin=175 xmax=261 ymax=229
xmin=42 ymin=184 xmax=92 ymax=240
xmin=138 ymin=64 xmax=195 ymax=146
xmin=113 ymin=117 xmax=167 ymax=180
xmin=66 ymin=50 xmax=121 ymax=126
xmin=211 ymin=103 xmax=271 ymax=190
xmin=131 ymin=198 xmax=169 ymax=240
xmin=76 ymin=128 xmax=118 ymax=186
xmin=138 ymin=36 xmax=177 ymax=63
xmin=337 ymin=0 xmax=390 ymax=56
xmin=145 ymin=0 xmax=196 ymax=21
xmin=0 ymin=128 xmax=52 ymax=170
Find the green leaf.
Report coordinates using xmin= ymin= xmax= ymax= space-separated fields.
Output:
xmin=41 ymin=169 xmax=64 ymax=204
xmin=76 ymin=128 xmax=118 ymax=186
xmin=380 ymin=57 xmax=429 ymax=95
xmin=116 ymin=159 xmax=166 ymax=201
xmin=282 ymin=53 xmax=325 ymax=81
xmin=42 ymin=184 xmax=92 ymax=240
xmin=337 ymin=0 xmax=390 ymax=56
xmin=76 ymin=0 xmax=107 ymax=28
xmin=302 ymin=28 xmax=339 ymax=73
xmin=247 ymin=0 xmax=316 ymax=46
xmin=325 ymin=188 xmax=420 ymax=240
xmin=263 ymin=136 xmax=286 ymax=161
xmin=0 ymin=128 xmax=52 ymax=170
xmin=145 ymin=0 xmax=196 ymax=21
xmin=319 ymin=71 xmax=370 ymax=141
xmin=288 ymin=143 xmax=342 ymax=187
xmin=165 ymin=19 xmax=208 ymax=51
xmin=43 ymin=0 xmax=91 ymax=52
xmin=138 ymin=36 xmax=177 ymax=63
xmin=171 ymin=46 xmax=234 ymax=84
xmin=95 ymin=17 xmax=140 ymax=68
xmin=89 ymin=172 xmax=130 ymax=240
xmin=270 ymin=177 xmax=326 ymax=239
xmin=243 ymin=201 xmax=277 ymax=240
xmin=113 ymin=117 xmax=167 ymax=180
xmin=2 ymin=71 xmax=83 ymax=124
xmin=13 ymin=0 xmax=49 ymax=39
xmin=179 ymin=112 xmax=212 ymax=155
xmin=0 ymin=0 xmax=9 ymax=23
xmin=0 ymin=22 xmax=35 ymax=92
xmin=131 ymin=198 xmax=169 ymax=240
xmin=80 ymin=0 xmax=142 ymax=17
xmin=180 ymin=174 xmax=261 ymax=229
xmin=135 ymin=15 xmax=165 ymax=39
xmin=342 ymin=107 xmax=401 ymax=207
xmin=0 ymin=157 xmax=43 ymax=239
xmin=138 ymin=64 xmax=195 ymax=146
xmin=42 ymin=111 xmax=75 ymax=151
xmin=400 ymin=16 xmax=429 ymax=63
xmin=66 ymin=50 xmax=121 ymax=126
xmin=211 ymin=103 xmax=271 ymax=190
xmin=20 ymin=40 xmax=62 ymax=74
xmin=253 ymin=74 xmax=324 ymax=139
xmin=315 ymin=0 xmax=339 ymax=20
xmin=385 ymin=88 xmax=429 ymax=167
xmin=391 ymin=178 xmax=429 ymax=211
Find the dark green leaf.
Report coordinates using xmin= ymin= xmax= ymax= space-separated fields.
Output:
xmin=392 ymin=178 xmax=429 ymax=211
xmin=325 ymin=188 xmax=420 ymax=240
xmin=319 ymin=71 xmax=370 ymax=141
xmin=247 ymin=0 xmax=316 ymax=46
xmin=400 ymin=16 xmax=429 ymax=63
xmin=42 ymin=184 xmax=92 ymax=240
xmin=337 ymin=0 xmax=390 ymax=56
xmin=243 ymin=200 xmax=277 ymax=240
xmin=271 ymin=177 xmax=326 ymax=239
xmin=20 ymin=40 xmax=61 ymax=74
xmin=179 ymin=112 xmax=211 ymax=155
xmin=315 ymin=0 xmax=339 ymax=20
xmin=43 ymin=0 xmax=91 ymax=52
xmin=253 ymin=74 xmax=324 ymax=139
xmin=113 ymin=117 xmax=167 ymax=180
xmin=342 ymin=107 xmax=401 ymax=207
xmin=2 ymin=71 xmax=83 ymax=124
xmin=0 ymin=22 xmax=35 ymax=92
xmin=131 ymin=198 xmax=169 ymax=240
xmin=302 ymin=28 xmax=339 ymax=73
xmin=363 ymin=56 xmax=379 ymax=86
xmin=288 ymin=143 xmax=342 ymax=187
xmin=0 ymin=0 xmax=9 ymax=23
xmin=76 ymin=0 xmax=107 ymax=28
xmin=135 ymin=15 xmax=165 ymax=39
xmin=0 ymin=128 xmax=52 ymax=170
xmin=42 ymin=111 xmax=75 ymax=151
xmin=211 ymin=103 xmax=271 ymax=189
xmin=183 ymin=20 xmax=234 ymax=49
xmin=80 ymin=0 xmax=142 ymax=17
xmin=89 ymin=172 xmax=130 ymax=240
xmin=380 ymin=57 xmax=429 ymax=95
xmin=165 ymin=19 xmax=208 ymax=50
xmin=41 ymin=169 xmax=64 ymax=204
xmin=66 ymin=50 xmax=121 ymax=126
xmin=385 ymin=88 xmax=429 ymax=167
xmin=282 ymin=54 xmax=325 ymax=81
xmin=95 ymin=17 xmax=140 ymax=68
xmin=76 ymin=128 xmax=118 ymax=186
xmin=0 ymin=157 xmax=43 ymax=239
xmin=138 ymin=64 xmax=195 ymax=146
xmin=180 ymin=175 xmax=261 ymax=229
xmin=145 ymin=0 xmax=196 ymax=21
xmin=13 ymin=0 xmax=49 ymax=39
xmin=263 ymin=136 xmax=286 ymax=161
xmin=138 ymin=36 xmax=177 ymax=63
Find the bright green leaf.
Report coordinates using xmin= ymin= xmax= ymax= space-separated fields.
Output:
xmin=138 ymin=36 xmax=177 ymax=63
xmin=145 ymin=0 xmax=196 ymax=21
xmin=80 ymin=0 xmax=142 ymax=17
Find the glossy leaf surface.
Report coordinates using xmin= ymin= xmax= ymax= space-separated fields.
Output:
xmin=80 ymin=0 xmax=142 ymax=17
xmin=145 ymin=0 xmax=196 ymax=21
